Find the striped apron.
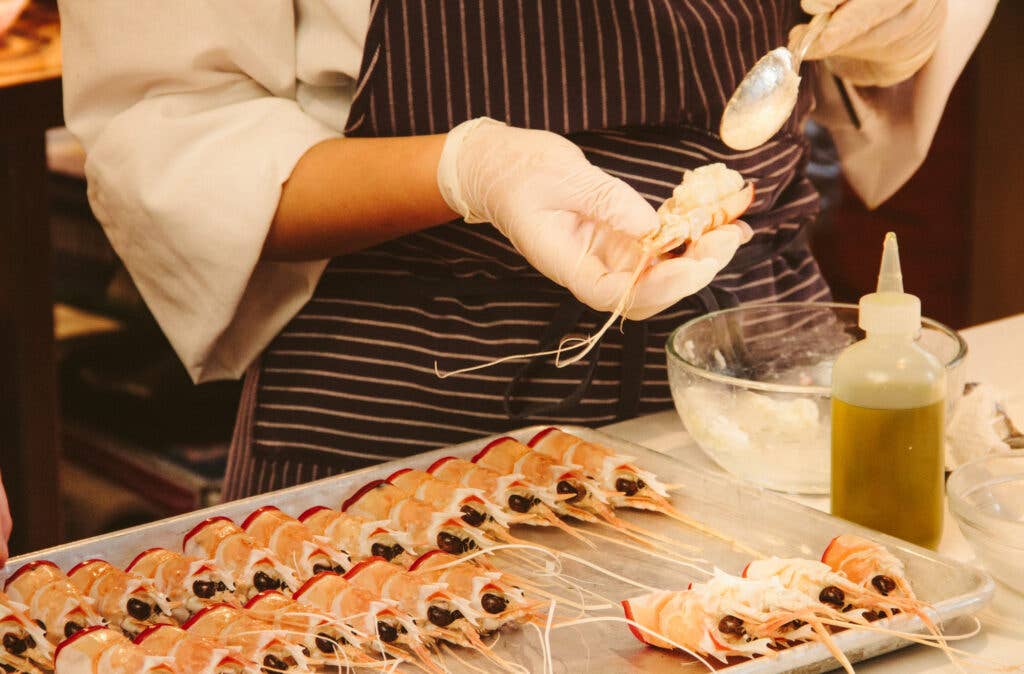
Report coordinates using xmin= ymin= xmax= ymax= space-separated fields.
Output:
xmin=223 ymin=0 xmax=829 ymax=500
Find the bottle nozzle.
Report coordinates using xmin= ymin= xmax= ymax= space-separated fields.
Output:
xmin=859 ymin=231 xmax=920 ymax=335
xmin=877 ymin=231 xmax=904 ymax=293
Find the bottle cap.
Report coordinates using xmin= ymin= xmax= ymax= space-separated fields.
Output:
xmin=859 ymin=232 xmax=921 ymax=335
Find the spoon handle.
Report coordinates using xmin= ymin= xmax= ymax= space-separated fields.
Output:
xmin=792 ymin=12 xmax=831 ymax=70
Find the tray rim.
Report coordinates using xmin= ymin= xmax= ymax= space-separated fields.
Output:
xmin=4 ymin=425 xmax=996 ymax=673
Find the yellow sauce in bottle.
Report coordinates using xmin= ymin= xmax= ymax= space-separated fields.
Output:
xmin=830 ymin=233 xmax=946 ymax=550
xmin=831 ymin=398 xmax=944 ymax=549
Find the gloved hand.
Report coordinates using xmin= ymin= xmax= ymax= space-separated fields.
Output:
xmin=790 ymin=0 xmax=947 ymax=87
xmin=437 ymin=118 xmax=748 ymax=320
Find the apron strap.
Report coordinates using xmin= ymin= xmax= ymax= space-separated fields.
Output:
xmin=615 ymin=319 xmax=648 ymax=421
xmin=502 ymin=296 xmax=601 ymax=421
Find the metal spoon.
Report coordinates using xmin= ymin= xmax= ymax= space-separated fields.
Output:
xmin=719 ymin=13 xmax=830 ymax=151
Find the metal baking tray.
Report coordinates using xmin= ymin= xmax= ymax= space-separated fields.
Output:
xmin=4 ymin=426 xmax=994 ymax=672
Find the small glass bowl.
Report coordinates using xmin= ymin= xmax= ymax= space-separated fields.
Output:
xmin=947 ymin=454 xmax=1024 ymax=594
xmin=666 ymin=302 xmax=967 ymax=494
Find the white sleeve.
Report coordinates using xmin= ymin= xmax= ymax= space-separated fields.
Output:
xmin=811 ymin=0 xmax=997 ymax=209
xmin=59 ymin=1 xmax=342 ymax=383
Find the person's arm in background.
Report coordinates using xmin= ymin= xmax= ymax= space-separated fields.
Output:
xmin=0 ymin=471 xmax=11 ymax=563
xmin=59 ymin=0 xmax=347 ymax=383
xmin=796 ymin=0 xmax=998 ymax=208
xmin=62 ymin=1 xmax=752 ymax=388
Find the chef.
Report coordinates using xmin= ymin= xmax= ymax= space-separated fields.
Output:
xmin=29 ymin=0 xmax=990 ymax=524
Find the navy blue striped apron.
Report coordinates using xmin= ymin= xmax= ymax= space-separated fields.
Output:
xmin=224 ymin=0 xmax=829 ymax=499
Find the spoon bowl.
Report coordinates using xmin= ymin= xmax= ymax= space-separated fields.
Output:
xmin=719 ymin=13 xmax=830 ymax=151
xmin=719 ymin=48 xmax=801 ymax=151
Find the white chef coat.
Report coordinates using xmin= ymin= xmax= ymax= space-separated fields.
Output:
xmin=58 ymin=0 xmax=995 ymax=384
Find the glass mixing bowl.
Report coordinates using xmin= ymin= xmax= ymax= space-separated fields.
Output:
xmin=947 ymin=454 xmax=1024 ymax=594
xmin=666 ymin=302 xmax=967 ymax=494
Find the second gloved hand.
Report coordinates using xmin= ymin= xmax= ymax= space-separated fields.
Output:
xmin=791 ymin=0 xmax=947 ymax=87
xmin=437 ymin=118 xmax=747 ymax=320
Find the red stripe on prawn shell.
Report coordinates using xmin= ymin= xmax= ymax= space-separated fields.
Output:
xmin=240 ymin=505 xmax=283 ymax=531
xmin=342 ymin=557 xmax=388 ymax=581
xmin=297 ymin=505 xmax=331 ymax=523
xmin=471 ymin=436 xmax=518 ymax=463
xmin=821 ymin=536 xmax=841 ymax=564
xmin=426 ymin=456 xmax=457 ymax=474
xmin=621 ymin=600 xmax=650 ymax=645
xmin=132 ymin=623 xmax=176 ymax=645
xmin=53 ymin=625 xmax=108 ymax=661
xmin=182 ymin=516 xmax=235 ymax=550
xmin=527 ymin=427 xmax=560 ymax=447
xmin=66 ymin=559 xmax=107 ymax=578
xmin=407 ymin=550 xmax=446 ymax=572
xmin=180 ymin=602 xmax=236 ymax=631
xmin=244 ymin=589 xmax=290 ymax=610
xmin=125 ymin=548 xmax=168 ymax=574
xmin=292 ymin=571 xmax=343 ymax=601
xmin=4 ymin=560 xmax=60 ymax=590
xmin=386 ymin=468 xmax=414 ymax=483
xmin=341 ymin=479 xmax=387 ymax=512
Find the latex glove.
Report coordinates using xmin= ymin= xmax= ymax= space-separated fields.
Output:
xmin=791 ymin=0 xmax=947 ymax=87
xmin=438 ymin=118 xmax=745 ymax=319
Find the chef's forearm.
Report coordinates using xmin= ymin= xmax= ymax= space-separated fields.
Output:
xmin=264 ymin=134 xmax=458 ymax=260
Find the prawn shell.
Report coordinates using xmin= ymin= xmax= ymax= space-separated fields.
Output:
xmin=526 ymin=427 xmax=561 ymax=448
xmin=240 ymin=505 xmax=283 ymax=531
xmin=425 ymin=456 xmax=458 ymax=474
xmin=342 ymin=557 xmax=389 ymax=581
xmin=134 ymin=624 xmax=250 ymax=672
xmin=124 ymin=549 xmax=168 ymax=575
xmin=54 ymin=626 xmax=174 ymax=674
xmin=408 ymin=550 xmax=446 ymax=573
xmin=341 ymin=480 xmax=388 ymax=512
xmin=180 ymin=603 xmax=237 ymax=631
xmin=386 ymin=468 xmax=414 ymax=483
xmin=182 ymin=516 xmax=235 ymax=551
xmin=4 ymin=560 xmax=61 ymax=591
xmin=297 ymin=506 xmax=331 ymax=523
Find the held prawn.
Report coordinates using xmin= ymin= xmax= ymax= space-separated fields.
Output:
xmin=435 ymin=163 xmax=754 ymax=377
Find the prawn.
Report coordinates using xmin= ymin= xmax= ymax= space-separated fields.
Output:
xmin=125 ymin=548 xmax=238 ymax=622
xmin=621 ymin=571 xmax=854 ymax=672
xmin=485 ymin=434 xmax=759 ymax=558
xmin=66 ymin=559 xmax=175 ymax=637
xmin=386 ymin=468 xmax=516 ymax=532
xmin=409 ymin=550 xmax=544 ymax=634
xmin=743 ymin=556 xmax=927 ymax=622
xmin=133 ymin=624 xmax=256 ymax=674
xmin=297 ymin=506 xmax=415 ymax=566
xmin=52 ymin=626 xmax=174 ymax=674
xmin=4 ymin=561 xmax=105 ymax=645
xmin=0 ymin=591 xmax=53 ymax=673
xmin=241 ymin=506 xmax=351 ymax=580
xmin=425 ymin=456 xmax=587 ymax=539
xmin=528 ymin=427 xmax=671 ymax=507
xmin=243 ymin=590 xmax=379 ymax=667
xmin=182 ymin=603 xmax=311 ymax=673
xmin=291 ymin=571 xmax=440 ymax=672
xmin=435 ymin=163 xmax=754 ymax=376
xmin=183 ymin=517 xmax=300 ymax=599
xmin=341 ymin=480 xmax=497 ymax=556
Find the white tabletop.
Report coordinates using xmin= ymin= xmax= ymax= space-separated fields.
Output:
xmin=600 ymin=312 xmax=1024 ymax=672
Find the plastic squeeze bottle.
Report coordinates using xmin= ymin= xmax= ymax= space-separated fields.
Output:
xmin=831 ymin=232 xmax=946 ymax=549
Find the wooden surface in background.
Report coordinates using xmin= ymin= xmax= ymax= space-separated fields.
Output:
xmin=0 ymin=1 xmax=63 ymax=554
xmin=811 ymin=71 xmax=975 ymax=330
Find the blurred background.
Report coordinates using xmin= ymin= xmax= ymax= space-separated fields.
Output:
xmin=1 ymin=0 xmax=1021 ymax=555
